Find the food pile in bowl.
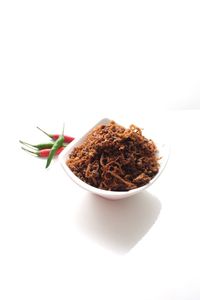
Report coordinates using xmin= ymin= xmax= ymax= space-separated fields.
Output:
xmin=66 ymin=121 xmax=160 ymax=192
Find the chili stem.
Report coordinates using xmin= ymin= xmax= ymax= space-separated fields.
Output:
xmin=21 ymin=147 xmax=38 ymax=156
xmin=36 ymin=126 xmax=52 ymax=139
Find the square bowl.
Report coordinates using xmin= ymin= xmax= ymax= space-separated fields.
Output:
xmin=59 ymin=118 xmax=169 ymax=200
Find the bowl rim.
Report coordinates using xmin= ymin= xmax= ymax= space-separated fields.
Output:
xmin=58 ymin=118 xmax=170 ymax=196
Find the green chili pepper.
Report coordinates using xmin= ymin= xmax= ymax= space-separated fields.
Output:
xmin=19 ymin=140 xmax=55 ymax=150
xmin=45 ymin=125 xmax=65 ymax=168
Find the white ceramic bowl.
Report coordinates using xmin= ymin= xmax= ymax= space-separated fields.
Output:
xmin=59 ymin=118 xmax=169 ymax=200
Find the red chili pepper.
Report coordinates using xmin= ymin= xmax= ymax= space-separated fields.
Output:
xmin=21 ymin=146 xmax=64 ymax=157
xmin=37 ymin=126 xmax=75 ymax=143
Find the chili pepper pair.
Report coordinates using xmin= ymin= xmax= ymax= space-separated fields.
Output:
xmin=20 ymin=125 xmax=75 ymax=168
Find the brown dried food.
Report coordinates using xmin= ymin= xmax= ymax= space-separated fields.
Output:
xmin=66 ymin=121 xmax=160 ymax=191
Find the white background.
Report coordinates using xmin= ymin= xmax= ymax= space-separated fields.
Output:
xmin=0 ymin=1 xmax=200 ymax=299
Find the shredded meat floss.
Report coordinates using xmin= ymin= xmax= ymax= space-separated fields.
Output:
xmin=66 ymin=121 xmax=160 ymax=191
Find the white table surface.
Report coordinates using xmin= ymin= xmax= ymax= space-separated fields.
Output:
xmin=0 ymin=110 xmax=200 ymax=300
